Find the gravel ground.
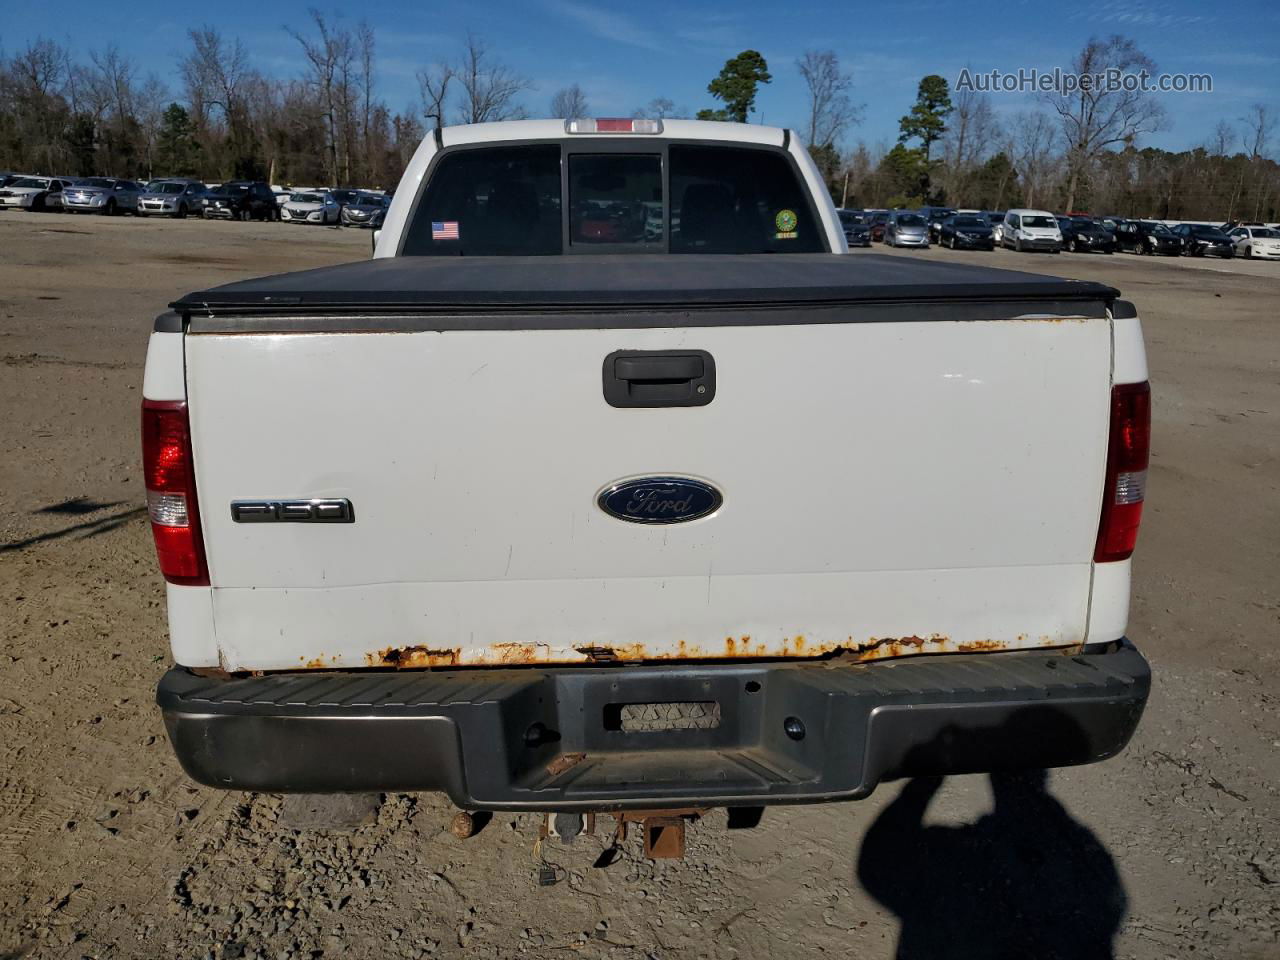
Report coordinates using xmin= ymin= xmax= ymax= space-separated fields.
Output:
xmin=1 ymin=213 xmax=1277 ymax=959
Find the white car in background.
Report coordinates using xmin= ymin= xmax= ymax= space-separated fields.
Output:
xmin=1001 ymin=209 xmax=1063 ymax=253
xmin=281 ymin=190 xmax=340 ymax=225
xmin=0 ymin=176 xmax=76 ymax=211
xmin=1227 ymin=225 xmax=1280 ymax=260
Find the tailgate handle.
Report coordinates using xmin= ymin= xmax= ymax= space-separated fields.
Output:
xmin=615 ymin=356 xmax=703 ymax=381
xmin=603 ymin=350 xmax=715 ymax=408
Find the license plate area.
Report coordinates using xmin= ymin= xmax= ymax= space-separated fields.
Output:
xmin=606 ymin=701 xmax=722 ymax=733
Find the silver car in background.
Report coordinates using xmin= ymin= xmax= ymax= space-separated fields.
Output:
xmin=884 ymin=211 xmax=930 ymax=248
xmin=137 ymin=180 xmax=207 ymax=218
xmin=339 ymin=192 xmax=389 ymax=228
xmin=63 ymin=177 xmax=143 ymax=215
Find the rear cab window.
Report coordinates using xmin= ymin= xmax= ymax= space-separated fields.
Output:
xmin=401 ymin=140 xmax=826 ymax=256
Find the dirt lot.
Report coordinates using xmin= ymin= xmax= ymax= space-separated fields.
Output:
xmin=1 ymin=213 xmax=1277 ymax=960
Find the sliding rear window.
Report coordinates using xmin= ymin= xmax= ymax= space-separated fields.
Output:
xmin=402 ymin=141 xmax=825 ymax=255
xmin=669 ymin=146 xmax=823 ymax=253
xmin=402 ymin=145 xmax=562 ymax=256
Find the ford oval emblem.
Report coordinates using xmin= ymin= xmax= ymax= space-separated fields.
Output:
xmin=597 ymin=476 xmax=723 ymax=525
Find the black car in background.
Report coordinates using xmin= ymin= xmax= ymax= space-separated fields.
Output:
xmin=203 ymin=181 xmax=279 ymax=221
xmin=1058 ymin=216 xmax=1117 ymax=253
xmin=920 ymin=205 xmax=957 ymax=242
xmin=1113 ymin=219 xmax=1182 ymax=255
xmin=938 ymin=213 xmax=994 ymax=250
xmin=837 ymin=209 xmax=872 ymax=247
xmin=1172 ymin=223 xmax=1235 ymax=258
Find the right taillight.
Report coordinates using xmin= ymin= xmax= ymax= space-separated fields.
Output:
xmin=141 ymin=399 xmax=209 ymax=585
xmin=1095 ymin=381 xmax=1151 ymax=562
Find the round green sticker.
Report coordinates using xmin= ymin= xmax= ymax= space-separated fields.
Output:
xmin=775 ymin=209 xmax=798 ymax=232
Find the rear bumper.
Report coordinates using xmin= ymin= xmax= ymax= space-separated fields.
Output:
xmin=158 ymin=642 xmax=1150 ymax=811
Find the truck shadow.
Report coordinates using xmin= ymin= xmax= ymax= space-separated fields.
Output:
xmin=856 ymin=713 xmax=1127 ymax=959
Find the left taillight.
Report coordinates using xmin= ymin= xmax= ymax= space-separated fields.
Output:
xmin=1094 ymin=381 xmax=1151 ymax=563
xmin=141 ymin=399 xmax=208 ymax=585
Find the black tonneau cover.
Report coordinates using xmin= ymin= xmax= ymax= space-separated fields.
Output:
xmin=172 ymin=254 xmax=1119 ymax=318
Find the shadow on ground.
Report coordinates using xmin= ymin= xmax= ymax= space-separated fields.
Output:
xmin=858 ymin=731 xmax=1126 ymax=959
xmin=1 ymin=501 xmax=145 ymax=552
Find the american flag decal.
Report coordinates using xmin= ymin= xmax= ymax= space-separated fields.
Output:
xmin=432 ymin=220 xmax=459 ymax=240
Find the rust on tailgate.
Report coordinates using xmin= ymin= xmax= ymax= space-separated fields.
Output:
xmin=346 ymin=632 xmax=1055 ymax=670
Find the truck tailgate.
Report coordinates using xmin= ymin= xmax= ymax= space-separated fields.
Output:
xmin=177 ymin=255 xmax=1117 ymax=671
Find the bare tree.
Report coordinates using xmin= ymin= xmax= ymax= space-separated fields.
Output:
xmin=550 ymin=84 xmax=589 ymax=119
xmin=941 ymin=85 xmax=999 ymax=203
xmin=1012 ymin=110 xmax=1059 ymax=209
xmin=417 ymin=63 xmax=453 ymax=128
xmin=796 ymin=50 xmax=859 ymax=150
xmin=288 ymin=10 xmax=357 ymax=185
xmin=632 ymin=97 xmax=686 ymax=119
xmin=358 ymin=22 xmax=375 ymax=182
xmin=136 ymin=73 xmax=170 ymax=178
xmin=1240 ymin=104 xmax=1275 ymax=220
xmin=1043 ymin=35 xmax=1165 ymax=210
xmin=181 ymin=27 xmax=250 ymax=126
xmin=455 ymin=35 xmax=530 ymax=125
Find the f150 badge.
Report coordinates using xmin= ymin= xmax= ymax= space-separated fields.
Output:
xmin=230 ymin=499 xmax=354 ymax=523
xmin=597 ymin=477 xmax=722 ymax=525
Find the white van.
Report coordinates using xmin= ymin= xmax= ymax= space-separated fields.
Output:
xmin=1002 ymin=209 xmax=1063 ymax=253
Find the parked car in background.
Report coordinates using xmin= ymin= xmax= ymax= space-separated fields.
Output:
xmin=137 ymin=180 xmax=207 ymax=218
xmin=917 ymin=206 xmax=956 ymax=243
xmin=836 ymin=208 xmax=872 ymax=247
xmin=1001 ymin=210 xmax=1062 ymax=252
xmin=1220 ymin=220 xmax=1266 ymax=233
xmin=1058 ymin=216 xmax=1117 ymax=254
xmin=340 ymin=192 xmax=390 ymax=228
xmin=988 ymin=212 xmax=1008 ymax=244
xmin=44 ymin=178 xmax=81 ymax=211
xmin=1172 ymin=223 xmax=1234 ymax=258
xmin=867 ymin=210 xmax=890 ymax=242
xmin=63 ymin=177 xmax=144 ymax=215
xmin=0 ymin=176 xmax=75 ymax=212
xmin=1113 ymin=220 xmax=1182 ymax=256
xmin=884 ymin=211 xmax=930 ymax=248
xmin=203 ymin=181 xmax=279 ymax=221
xmin=938 ymin=213 xmax=995 ymax=250
xmin=328 ymin=188 xmax=362 ymax=216
xmin=1226 ymin=225 xmax=1280 ymax=260
xmin=281 ymin=190 xmax=341 ymax=225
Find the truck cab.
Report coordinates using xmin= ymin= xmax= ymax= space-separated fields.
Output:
xmin=146 ymin=119 xmax=1150 ymax=828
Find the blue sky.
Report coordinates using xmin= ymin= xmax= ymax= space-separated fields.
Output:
xmin=4 ymin=0 xmax=1278 ymax=153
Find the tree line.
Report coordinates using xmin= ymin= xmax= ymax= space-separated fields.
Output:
xmin=1 ymin=25 xmax=1275 ymax=219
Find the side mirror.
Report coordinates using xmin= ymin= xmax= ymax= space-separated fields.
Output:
xmin=371 ymin=229 xmax=381 ymax=256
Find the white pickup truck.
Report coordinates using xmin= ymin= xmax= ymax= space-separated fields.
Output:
xmin=146 ymin=119 xmax=1151 ymax=829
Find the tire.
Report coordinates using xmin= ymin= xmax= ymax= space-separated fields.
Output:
xmin=32 ymin=195 xmax=46 ymax=213
xmin=1244 ymin=246 xmax=1252 ymax=259
xmin=239 ymin=208 xmax=251 ymax=222
xmin=1069 ymin=239 xmax=1079 ymax=252
xmin=1015 ymin=238 xmax=1023 ymax=252
xmin=105 ymin=199 xmax=117 ymax=216
xmin=177 ymin=204 xmax=188 ymax=219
